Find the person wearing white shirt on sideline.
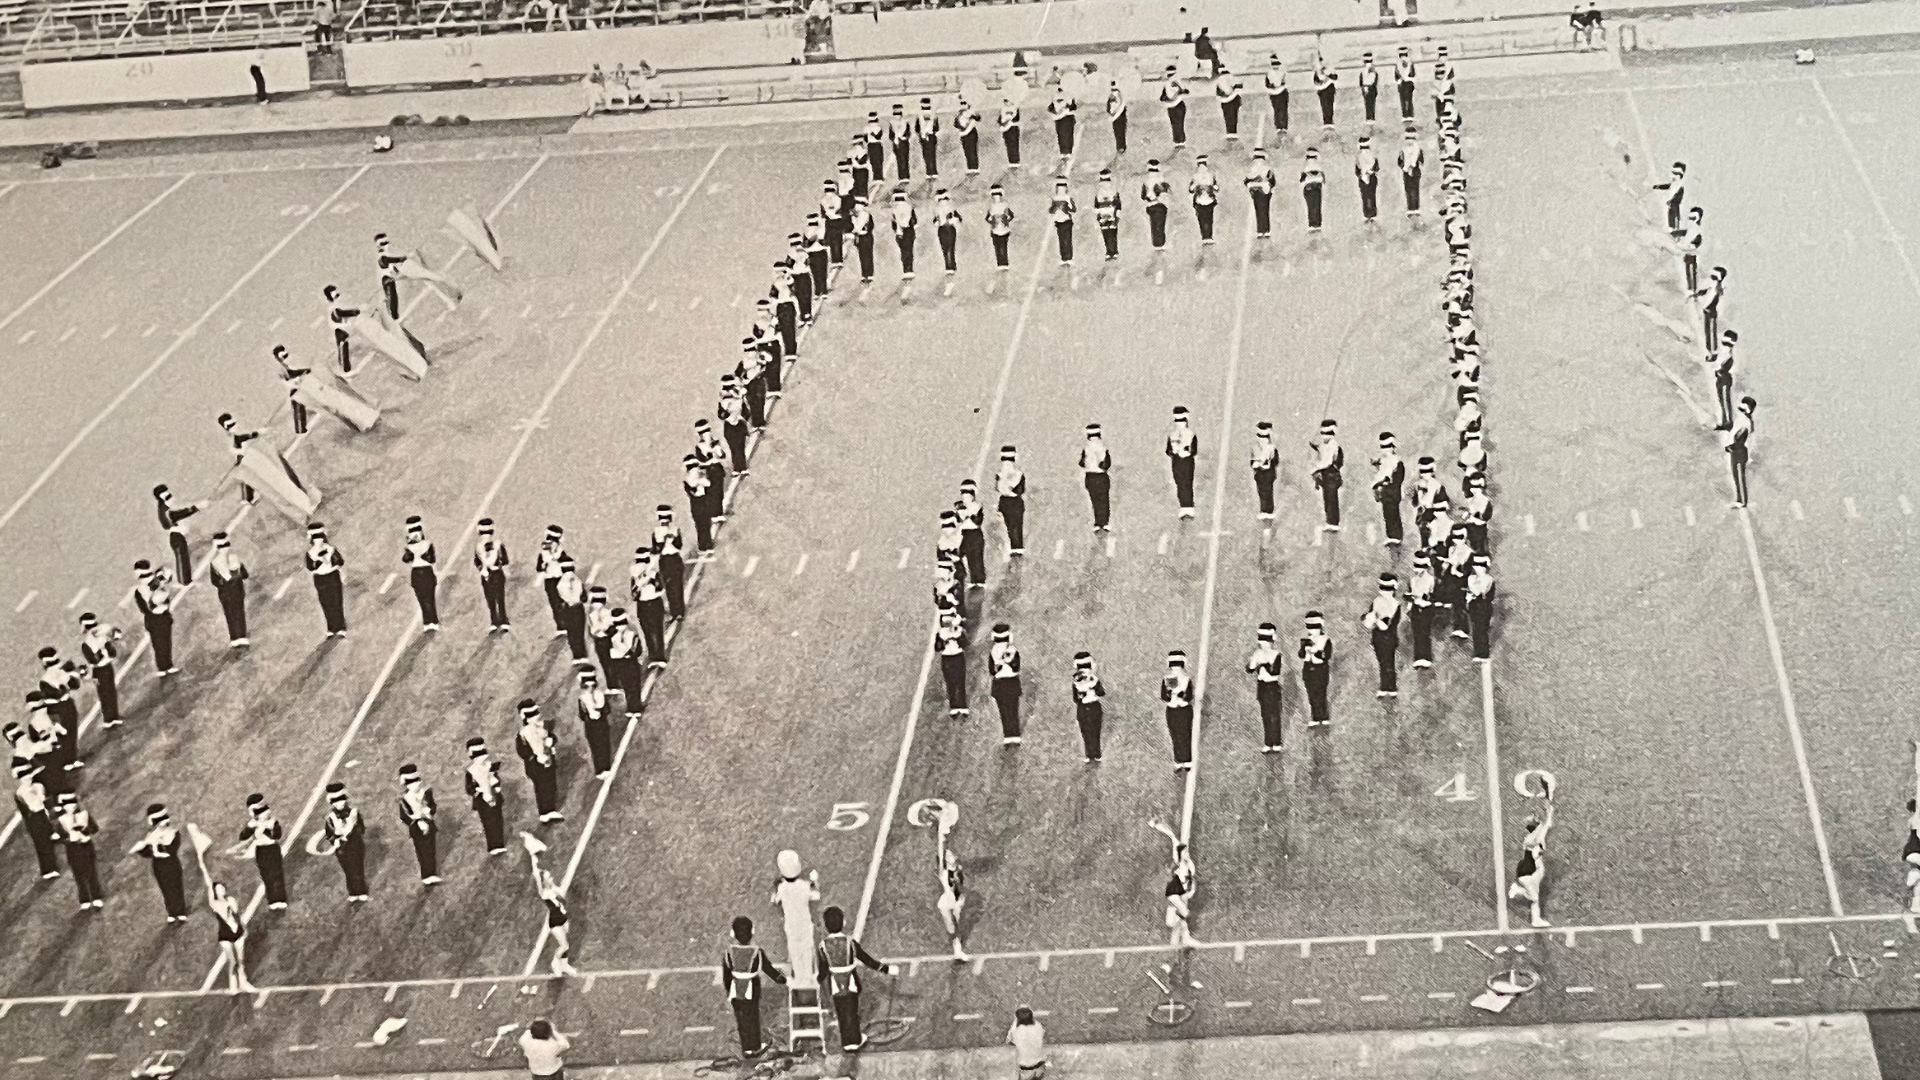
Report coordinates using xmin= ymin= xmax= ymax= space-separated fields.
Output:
xmin=1007 ymin=1006 xmax=1048 ymax=1079
xmin=518 ymin=1018 xmax=570 ymax=1079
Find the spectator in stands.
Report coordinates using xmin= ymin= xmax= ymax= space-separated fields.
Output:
xmin=804 ymin=0 xmax=832 ymax=55
xmin=632 ymin=60 xmax=656 ymax=109
xmin=1571 ymin=2 xmax=1604 ymax=48
xmin=1191 ymin=26 xmax=1220 ymax=78
xmin=249 ymin=49 xmax=268 ymax=104
xmin=525 ymin=0 xmax=566 ymax=30
xmin=582 ymin=64 xmax=606 ymax=117
xmin=311 ymin=0 xmax=335 ymax=51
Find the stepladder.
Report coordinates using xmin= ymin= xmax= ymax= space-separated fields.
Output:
xmin=787 ymin=984 xmax=825 ymax=1052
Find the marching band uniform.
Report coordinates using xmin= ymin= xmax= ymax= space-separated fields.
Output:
xmin=153 ymin=484 xmax=199 ymax=585
xmin=217 ymin=413 xmax=261 ymax=504
xmin=77 ymin=613 xmax=123 ymax=727
xmin=818 ymin=906 xmax=888 ymax=1053
xmin=517 ymin=700 xmax=564 ymax=824
xmin=1106 ymin=79 xmax=1128 ymax=153
xmin=1247 ymin=624 xmax=1284 ymax=751
xmin=1050 ymin=179 xmax=1077 ymax=265
xmin=1049 ymin=87 xmax=1077 ymax=156
xmin=537 ymin=525 xmax=571 ymax=636
xmin=1313 ymin=56 xmax=1337 ymax=128
xmin=849 ymin=197 xmax=876 ymax=283
xmin=1162 ymin=651 xmax=1194 ymax=770
xmin=989 ymin=623 xmax=1022 ymax=744
xmin=1141 ymin=160 xmax=1172 ymax=251
xmin=401 ymin=516 xmax=439 ymax=630
xmin=1355 ymin=136 xmax=1381 ymax=224
xmin=1310 ymin=419 xmax=1343 ymax=530
xmin=934 ymin=191 xmax=962 ymax=276
xmin=1215 ymin=70 xmax=1241 ymax=140
xmin=556 ymin=558 xmax=589 ymax=661
xmin=1358 ymin=52 xmax=1380 ymax=123
xmin=324 ymin=285 xmax=359 ymax=375
xmin=1408 ymin=552 xmax=1438 ymax=669
xmin=1246 ymin=150 xmax=1276 ymax=239
xmin=916 ymin=97 xmax=941 ymax=177
xmin=723 ymin=916 xmax=787 ymax=1058
xmin=475 ymin=518 xmax=512 ymax=631
xmin=397 ymin=764 xmax=441 ymax=885
xmin=1081 ymin=424 xmax=1113 ymax=530
xmin=996 ymin=446 xmax=1027 ymax=555
xmin=239 ymin=794 xmax=289 ymax=908
xmin=1466 ymin=555 xmax=1496 ymax=661
xmin=1297 ymin=613 xmax=1333 ymax=728
xmin=1250 ymin=421 xmax=1278 ymax=520
xmin=684 ymin=454 xmax=717 ymax=555
xmin=955 ymin=480 xmax=987 ymax=586
xmin=1363 ymin=574 xmax=1403 ymax=696
xmin=322 ymin=783 xmax=370 ymax=901
xmin=15 ymin=761 xmax=59 ymax=880
xmin=464 ymin=738 xmax=509 ymax=855
xmin=1160 ymin=66 xmax=1188 ymax=148
xmin=630 ymin=548 xmax=669 ymax=665
xmin=936 ymin=610 xmax=968 ymax=717
xmin=1264 ymin=54 xmax=1289 ymax=136
xmin=607 ymin=612 xmax=646 ymax=716
xmin=1165 ymin=407 xmax=1199 ymax=516
xmin=998 ymin=97 xmax=1021 ymax=167
xmin=1373 ymin=433 xmax=1406 ymax=545
xmin=1094 ymin=170 xmax=1122 ymax=259
xmin=132 ymin=804 xmax=188 ymax=920
xmin=955 ymin=98 xmax=981 ymax=174
xmin=133 ymin=561 xmax=179 ymax=676
xmin=888 ymin=103 xmax=913 ymax=180
xmin=1300 ymin=148 xmax=1326 ymax=231
xmin=1399 ymin=129 xmax=1425 ymax=215
xmin=986 ymin=186 xmax=1015 ymax=271
xmin=304 ymin=524 xmax=348 ymax=638
xmin=1071 ymin=652 xmax=1106 ymax=763
xmin=208 ymin=532 xmax=250 ymax=646
xmin=1394 ymin=46 xmax=1417 ymax=121
xmin=55 ymin=793 xmax=103 ymax=909
xmin=577 ymin=667 xmax=615 ymax=777
xmin=891 ymin=193 xmax=918 ymax=280
xmin=1189 ymin=156 xmax=1219 ymax=244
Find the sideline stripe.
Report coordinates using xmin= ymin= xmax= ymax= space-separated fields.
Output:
xmin=0 ymin=168 xmax=366 ymax=539
xmin=852 ymin=137 xmax=1079 ymax=942
xmin=1809 ymin=76 xmax=1920 ymax=301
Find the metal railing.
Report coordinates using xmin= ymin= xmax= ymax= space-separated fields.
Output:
xmin=22 ymin=0 xmax=310 ymax=57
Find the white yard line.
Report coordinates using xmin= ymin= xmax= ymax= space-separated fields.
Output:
xmin=1810 ymin=76 xmax=1920 ymax=300
xmin=1480 ymin=660 xmax=1511 ymax=933
xmin=0 ymin=167 xmax=367 ymax=539
xmin=852 ymin=142 xmax=1078 ymax=942
xmin=0 ymin=173 xmax=192 ymax=341
xmin=1179 ymin=116 xmax=1266 ymax=852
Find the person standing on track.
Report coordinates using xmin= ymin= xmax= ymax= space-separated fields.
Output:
xmin=819 ymin=904 xmax=894 ymax=1053
xmin=1162 ymin=650 xmax=1195 ymax=771
xmin=400 ymin=515 xmax=440 ymax=632
xmin=131 ymin=803 xmax=188 ymax=922
xmin=1297 ymin=612 xmax=1333 ymax=728
xmin=304 ymin=523 xmax=348 ymax=639
xmin=723 ymin=915 xmax=787 ymax=1058
xmin=1310 ymin=419 xmax=1343 ymax=531
xmin=1071 ymin=651 xmax=1106 ymax=763
xmin=54 ymin=792 xmax=103 ymax=911
xmin=996 ymin=445 xmax=1028 ymax=556
xmin=77 ymin=613 xmax=124 ymax=728
xmin=1508 ymin=792 xmax=1555 ymax=927
xmin=517 ymin=699 xmax=564 ymax=825
xmin=1247 ymin=623 xmax=1284 ymax=752
xmin=1166 ymin=406 xmax=1199 ymax=517
xmin=1160 ymin=65 xmax=1188 ymax=150
xmin=1363 ymin=573 xmax=1403 ymax=698
xmin=475 ymin=518 xmax=512 ymax=632
xmin=134 ymin=561 xmax=179 ymax=677
xmin=465 ymin=738 xmax=509 ymax=856
xmin=232 ymin=793 xmax=288 ymax=910
xmin=1141 ymin=160 xmax=1172 ymax=253
xmin=1080 ymin=424 xmax=1113 ymax=531
xmin=320 ymin=782 xmax=370 ymax=903
xmin=209 ymin=880 xmax=258 ymax=993
xmin=397 ymin=763 xmax=441 ymax=887
xmin=989 ymin=623 xmax=1023 ymax=745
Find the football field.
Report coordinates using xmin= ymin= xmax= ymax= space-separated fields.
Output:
xmin=4 ymin=46 xmax=1920 ymax=1078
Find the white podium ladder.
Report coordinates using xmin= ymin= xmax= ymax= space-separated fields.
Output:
xmin=786 ymin=984 xmax=825 ymax=1052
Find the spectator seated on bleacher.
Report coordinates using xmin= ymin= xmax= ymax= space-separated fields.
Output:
xmin=1571 ymin=1 xmax=1604 ymax=48
xmin=524 ymin=0 xmax=567 ymax=30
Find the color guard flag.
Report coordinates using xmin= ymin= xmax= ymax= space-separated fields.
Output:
xmin=394 ymin=249 xmax=463 ymax=305
xmin=230 ymin=442 xmax=320 ymax=519
xmin=448 ymin=207 xmax=503 ymax=271
xmin=348 ymin=307 xmax=430 ymax=380
xmin=291 ymin=370 xmax=380 ymax=432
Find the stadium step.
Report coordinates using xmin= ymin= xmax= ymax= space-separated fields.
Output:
xmin=307 ymin=46 xmax=344 ymax=90
xmin=0 ymin=68 xmax=21 ymax=118
xmin=786 ymin=985 xmax=825 ymax=1052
